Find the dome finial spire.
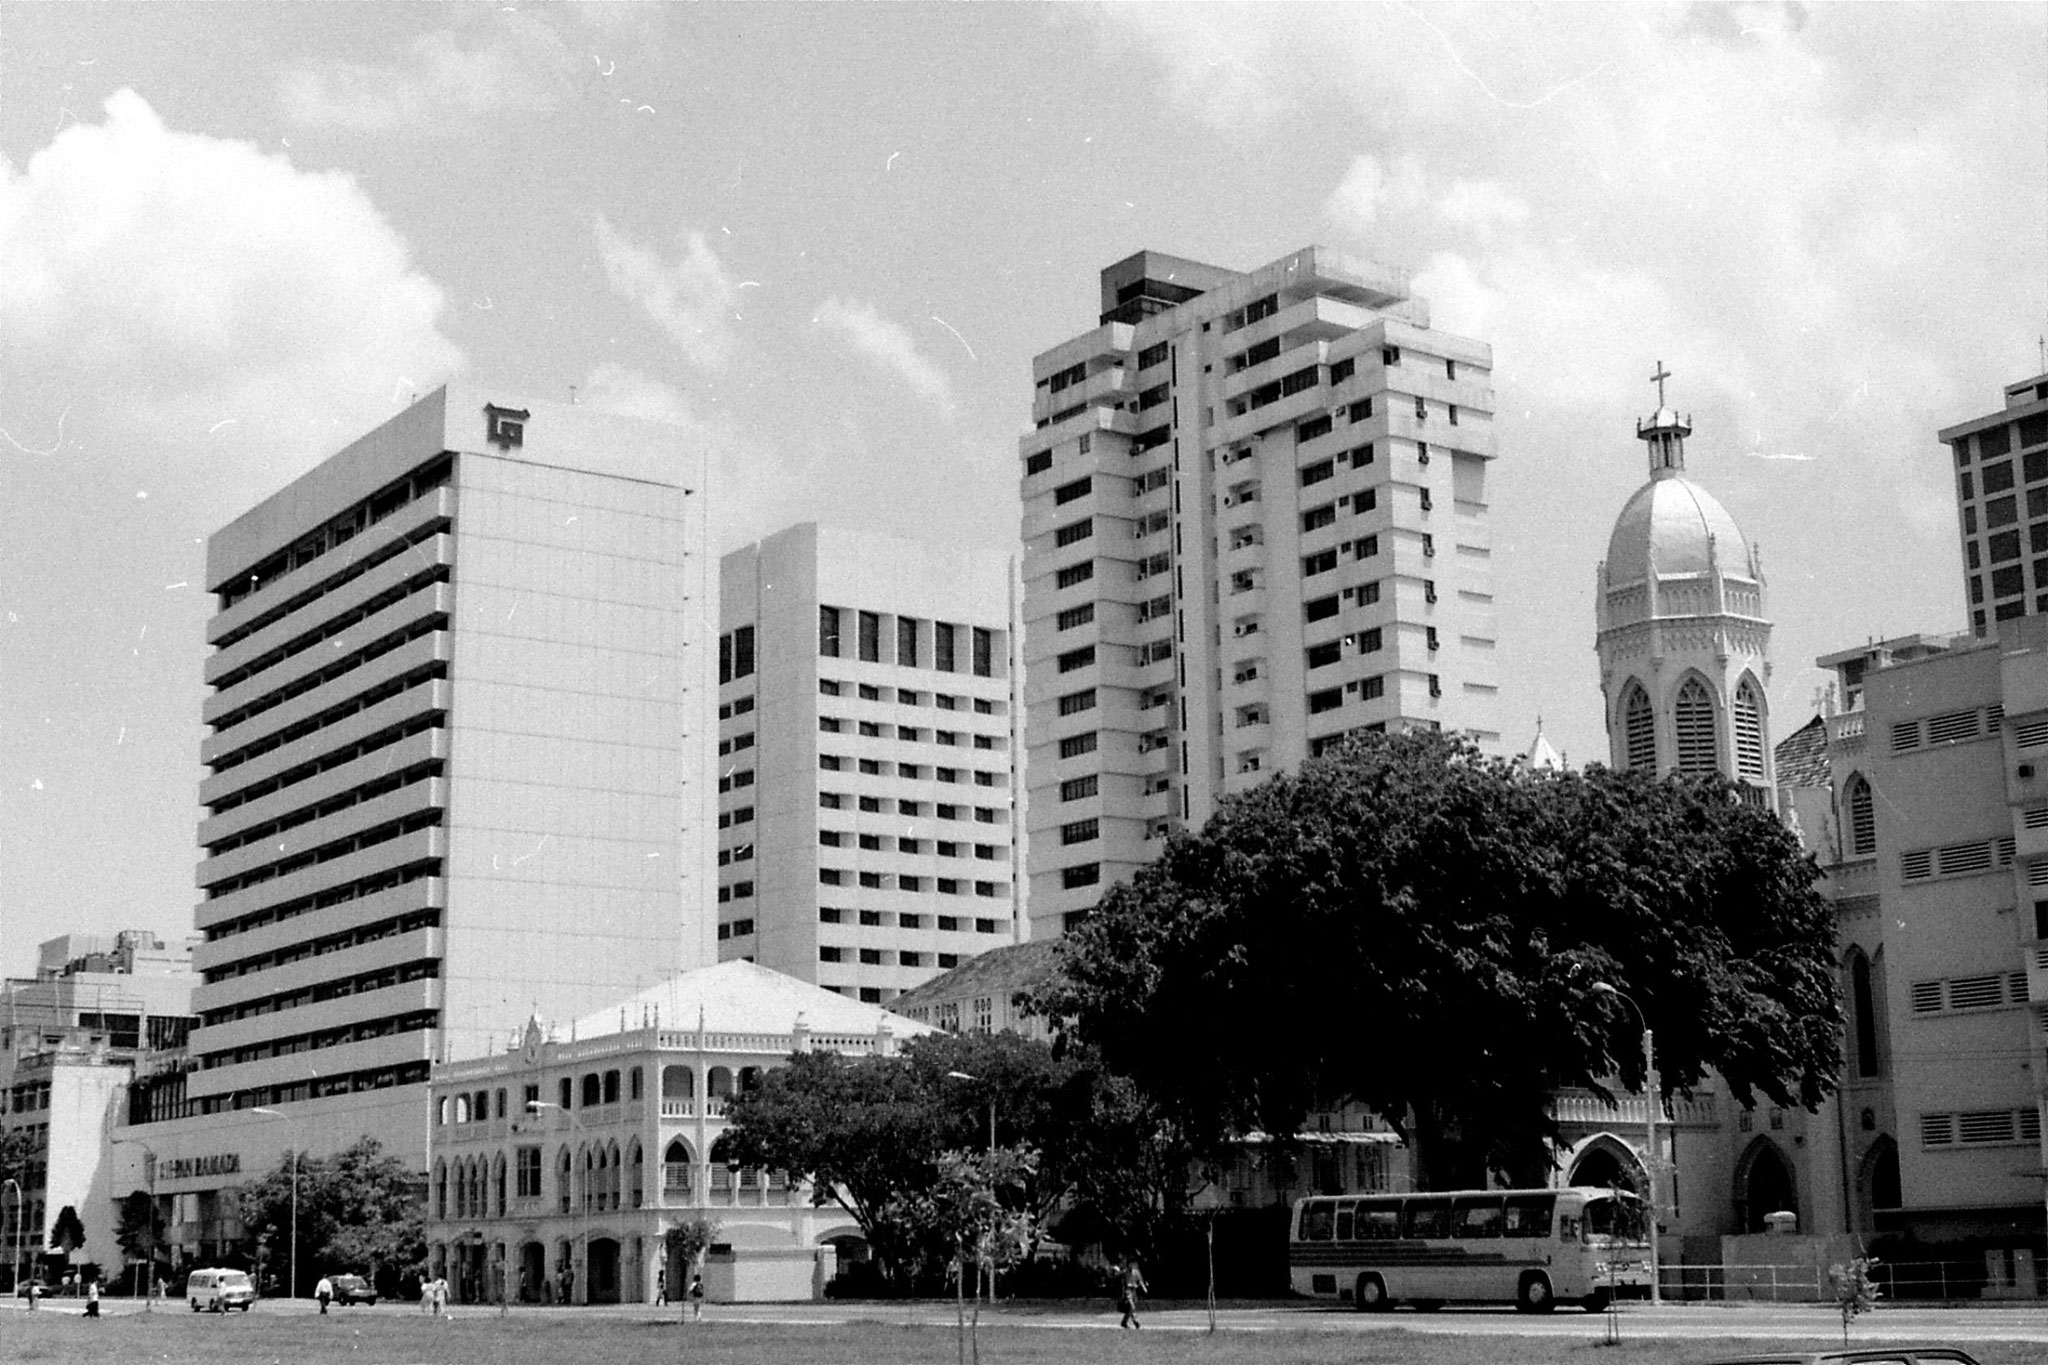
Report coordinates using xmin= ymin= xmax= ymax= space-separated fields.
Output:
xmin=1636 ymin=360 xmax=1691 ymax=478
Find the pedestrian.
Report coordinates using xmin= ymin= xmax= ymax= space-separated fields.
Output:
xmin=655 ymin=1267 xmax=667 ymax=1306
xmin=433 ymin=1274 xmax=449 ymax=1315
xmin=25 ymin=1279 xmax=37 ymax=1311
xmin=1117 ymin=1259 xmax=1148 ymax=1330
xmin=315 ymin=1274 xmax=333 ymax=1315
xmin=689 ymin=1271 xmax=704 ymax=1323
xmin=85 ymin=1278 xmax=100 ymax=1318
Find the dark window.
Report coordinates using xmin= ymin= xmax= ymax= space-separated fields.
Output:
xmin=858 ymin=611 xmax=881 ymax=662
xmin=1025 ymin=450 xmax=1051 ymax=476
xmin=1357 ymin=627 xmax=1383 ymax=653
xmin=1054 ymin=477 xmax=1092 ymax=506
xmin=731 ymin=625 xmax=754 ymax=680
xmin=1303 ymin=549 xmax=1337 ymax=576
xmin=1330 ymin=357 xmax=1355 ymax=384
xmin=1058 ymin=731 xmax=1097 ymax=759
xmin=1349 ymin=398 xmax=1373 ymax=423
xmin=1057 ymin=646 xmax=1095 ymax=674
xmin=935 ymin=622 xmax=957 ymax=671
xmin=1981 ymin=423 xmax=2012 ymax=459
xmin=1990 ymin=530 xmax=2022 ymax=563
xmin=1304 ymin=595 xmax=1339 ymax=623
xmin=820 ymin=607 xmax=841 ymax=658
xmin=1988 ymin=496 xmax=2018 ymax=528
xmin=972 ymin=627 xmax=994 ymax=676
xmin=1308 ymin=687 xmax=1342 ymax=715
xmin=1054 ymin=518 xmax=1093 ymax=547
xmin=1297 ymin=414 xmax=1332 ymax=444
xmin=1057 ymin=603 xmax=1094 ymax=630
xmin=1983 ymin=460 xmax=2015 ymax=494
xmin=1057 ymin=689 xmax=1095 ymax=716
xmin=1059 ymin=775 xmax=1098 ymax=801
xmin=1061 ymin=863 xmax=1101 ymax=889
xmin=1137 ymin=341 xmax=1169 ymax=369
xmin=1302 ymin=505 xmax=1335 ymax=532
xmin=1056 ymin=561 xmax=1093 ymax=589
xmin=1993 ymin=565 xmax=2025 ymax=598
xmin=1300 ymin=460 xmax=1334 ymax=487
xmin=1306 ymin=641 xmax=1341 ymax=669
xmin=1061 ymin=819 xmax=1099 ymax=845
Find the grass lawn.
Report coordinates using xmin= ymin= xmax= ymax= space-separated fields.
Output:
xmin=3 ymin=1313 xmax=2041 ymax=1365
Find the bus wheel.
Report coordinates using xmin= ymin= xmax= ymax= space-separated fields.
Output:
xmin=1516 ymin=1274 xmax=1555 ymax=1313
xmin=1580 ymin=1287 xmax=1611 ymax=1313
xmin=1354 ymin=1275 xmax=1389 ymax=1312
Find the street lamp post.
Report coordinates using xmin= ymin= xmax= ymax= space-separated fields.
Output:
xmin=944 ymin=1071 xmax=998 ymax=1303
xmin=1591 ymin=982 xmax=1661 ymax=1308
xmin=527 ymin=1101 xmax=590 ymax=1305
xmin=250 ymin=1109 xmax=297 ymax=1302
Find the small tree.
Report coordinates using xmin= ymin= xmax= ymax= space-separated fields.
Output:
xmin=115 ymin=1191 xmax=167 ymax=1292
xmin=895 ymin=1147 xmax=1037 ymax=1365
xmin=1829 ymin=1256 xmax=1881 ymax=1344
xmin=663 ymin=1217 xmax=719 ymax=1309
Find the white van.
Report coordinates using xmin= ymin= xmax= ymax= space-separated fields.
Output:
xmin=185 ymin=1267 xmax=256 ymax=1312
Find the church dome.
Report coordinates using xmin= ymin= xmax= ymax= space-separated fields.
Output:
xmin=1603 ymin=474 xmax=1752 ymax=586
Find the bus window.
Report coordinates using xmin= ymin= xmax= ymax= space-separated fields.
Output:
xmin=1357 ymin=1202 xmax=1400 ymax=1240
xmin=1452 ymin=1196 xmax=1503 ymax=1239
xmin=1585 ymin=1194 xmax=1645 ymax=1241
xmin=1302 ymin=1202 xmax=1335 ymax=1242
xmin=1335 ymin=1200 xmax=1355 ymax=1241
xmin=1558 ymin=1212 xmax=1583 ymax=1243
xmin=1401 ymin=1198 xmax=1454 ymax=1240
xmin=1502 ymin=1194 xmax=1556 ymax=1238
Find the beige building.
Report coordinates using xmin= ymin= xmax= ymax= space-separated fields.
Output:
xmin=113 ymin=384 xmax=714 ymax=1269
xmin=1938 ymin=370 xmax=2048 ymax=637
xmin=1019 ymin=247 xmax=1501 ymax=936
xmin=0 ymin=932 xmax=196 ymax=1285
xmin=717 ymin=524 xmax=1020 ymax=1000
xmin=425 ymin=959 xmax=932 ymax=1304
xmin=1801 ymin=627 xmax=2047 ymax=1282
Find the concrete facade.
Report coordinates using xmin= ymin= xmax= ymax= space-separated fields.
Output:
xmin=716 ymin=524 xmax=1021 ymax=1000
xmin=1019 ymin=247 xmax=1501 ymax=936
xmin=112 ymin=384 xmax=714 ymax=1267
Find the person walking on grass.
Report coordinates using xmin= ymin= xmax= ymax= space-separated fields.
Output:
xmin=315 ymin=1274 xmax=333 ymax=1315
xmin=655 ymin=1267 xmax=667 ymax=1306
xmin=1117 ymin=1259 xmax=1149 ymax=1330
xmin=689 ymin=1271 xmax=704 ymax=1323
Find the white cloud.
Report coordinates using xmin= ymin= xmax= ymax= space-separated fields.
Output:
xmin=278 ymin=12 xmax=576 ymax=132
xmin=0 ymin=89 xmax=462 ymax=472
xmin=811 ymin=298 xmax=955 ymax=413
xmin=594 ymin=216 xmax=744 ymax=373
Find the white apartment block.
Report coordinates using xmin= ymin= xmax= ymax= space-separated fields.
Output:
xmin=1940 ymin=370 xmax=2048 ymax=637
xmin=1018 ymin=248 xmax=1500 ymax=935
xmin=716 ymin=524 xmax=1021 ymax=1001
xmin=118 ymin=385 xmax=713 ymax=1251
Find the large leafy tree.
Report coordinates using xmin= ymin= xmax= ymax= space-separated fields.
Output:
xmin=236 ymin=1138 xmax=424 ymax=1295
xmin=1035 ymin=730 xmax=1843 ymax=1189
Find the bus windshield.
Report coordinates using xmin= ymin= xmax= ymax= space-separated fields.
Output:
xmin=1582 ymin=1192 xmax=1648 ymax=1243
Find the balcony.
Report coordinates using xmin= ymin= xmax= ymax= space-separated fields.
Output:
xmin=203 ymin=582 xmax=452 ymax=725
xmin=185 ymin=1019 xmax=435 ymax=1100
xmin=200 ymin=679 xmax=450 ymax=805
xmin=194 ymin=827 xmax=445 ymax=931
xmin=194 ymin=925 xmax=444 ymax=1017
xmin=205 ymin=533 xmax=455 ymax=686
xmin=199 ymin=728 xmax=448 ymax=849
xmin=192 ymin=877 xmax=445 ymax=974
xmin=208 ymin=488 xmax=454 ymax=646
xmin=201 ymin=631 xmax=450 ymax=766
xmin=197 ymin=777 xmax=447 ymax=889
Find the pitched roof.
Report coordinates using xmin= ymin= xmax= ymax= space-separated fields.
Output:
xmin=1773 ymin=713 xmax=1830 ymax=789
xmin=566 ymin=959 xmax=933 ymax=1041
xmin=890 ymin=939 xmax=1062 ymax=1014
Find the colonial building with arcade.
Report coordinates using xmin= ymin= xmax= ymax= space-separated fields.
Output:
xmin=424 ymin=960 xmax=932 ymax=1305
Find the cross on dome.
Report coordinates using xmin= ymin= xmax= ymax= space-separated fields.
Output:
xmin=1636 ymin=359 xmax=1692 ymax=476
xmin=1651 ymin=360 xmax=1671 ymax=406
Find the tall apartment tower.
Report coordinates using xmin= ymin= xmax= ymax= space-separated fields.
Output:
xmin=717 ymin=523 xmax=1021 ymax=1000
xmin=1019 ymin=248 xmax=1500 ymax=936
xmin=174 ymin=385 xmax=711 ymax=1170
xmin=1939 ymin=370 xmax=2048 ymax=637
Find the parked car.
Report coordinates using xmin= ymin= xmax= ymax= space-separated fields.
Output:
xmin=185 ymin=1267 xmax=256 ymax=1312
xmin=1703 ymin=1350 xmax=1983 ymax=1365
xmin=329 ymin=1274 xmax=379 ymax=1306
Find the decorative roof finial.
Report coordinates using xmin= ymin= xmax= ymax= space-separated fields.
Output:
xmin=1651 ymin=359 xmax=1671 ymax=407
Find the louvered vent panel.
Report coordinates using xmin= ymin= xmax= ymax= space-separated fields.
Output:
xmin=2028 ymin=861 xmax=2048 ymax=888
xmin=2022 ymin=1109 xmax=2043 ymax=1144
xmin=2024 ymin=807 xmax=2048 ymax=830
xmin=1998 ymin=836 xmax=2016 ymax=865
xmin=2016 ymin=719 xmax=2048 ymax=749
xmin=1938 ymin=842 xmax=1993 ymax=875
xmin=1957 ymin=1110 xmax=2016 ymax=1144
xmin=1948 ymin=974 xmax=2005 ymax=1009
xmin=1909 ymin=980 xmax=1944 ymax=1013
xmin=1920 ymin=1113 xmax=1955 ymax=1146
xmin=1926 ymin=710 xmax=1981 ymax=745
xmin=1986 ymin=704 xmax=2005 ymax=730
xmin=1892 ymin=721 xmax=1923 ymax=752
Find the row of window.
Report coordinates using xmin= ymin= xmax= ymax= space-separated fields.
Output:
xmin=818 ymin=716 xmax=1004 ymax=749
xmin=818 ymin=677 xmax=1002 ymax=714
xmin=818 ymin=830 xmax=1006 ymax=859
xmin=818 ymin=868 xmax=1007 ymax=897
xmin=1920 ymin=1107 xmax=2042 ymax=1148
xmin=1616 ymin=676 xmax=1767 ymax=783
xmin=1906 ymin=970 xmax=2029 ymax=1014
xmin=818 ymin=607 xmax=999 ymax=675
xmin=818 ymin=940 xmax=992 ymax=966
xmin=816 ymin=907 xmax=988 ymax=936
xmin=1951 ymin=410 xmax=2048 ymax=467
xmin=1890 ymin=703 xmax=2002 ymax=753
xmin=818 ymin=753 xmax=1006 ymax=786
xmin=818 ymin=792 xmax=1004 ymax=822
xmin=1897 ymin=835 xmax=2014 ymax=882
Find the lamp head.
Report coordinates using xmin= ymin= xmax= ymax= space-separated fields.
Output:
xmin=1590 ymin=982 xmax=1618 ymax=997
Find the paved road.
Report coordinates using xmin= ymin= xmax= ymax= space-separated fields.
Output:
xmin=12 ymin=1295 xmax=2048 ymax=1342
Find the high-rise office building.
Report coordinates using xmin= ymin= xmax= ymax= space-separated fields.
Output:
xmin=119 ymin=384 xmax=712 ymax=1249
xmin=1018 ymin=248 xmax=1499 ymax=935
xmin=717 ymin=523 xmax=1020 ymax=1000
xmin=1939 ymin=370 xmax=2048 ymax=636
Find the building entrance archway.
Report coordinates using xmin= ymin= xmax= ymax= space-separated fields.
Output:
xmin=1735 ymin=1138 xmax=1796 ymax=1233
xmin=518 ymin=1241 xmax=546 ymax=1303
xmin=1566 ymin=1133 xmax=1647 ymax=1197
xmin=587 ymin=1237 xmax=621 ymax=1304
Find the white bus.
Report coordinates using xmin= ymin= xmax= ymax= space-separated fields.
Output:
xmin=1288 ymin=1187 xmax=1650 ymax=1312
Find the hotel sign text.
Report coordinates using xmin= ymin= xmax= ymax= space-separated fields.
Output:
xmin=159 ymin=1154 xmax=240 ymax=1182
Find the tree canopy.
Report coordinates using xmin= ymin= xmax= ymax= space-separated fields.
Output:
xmin=235 ymin=1137 xmax=424 ymax=1295
xmin=1033 ymin=730 xmax=1843 ymax=1188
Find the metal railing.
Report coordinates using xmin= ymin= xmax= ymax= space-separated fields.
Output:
xmin=1648 ymin=1258 xmax=2044 ymax=1303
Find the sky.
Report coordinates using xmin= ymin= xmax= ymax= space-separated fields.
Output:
xmin=2 ymin=2 xmax=2044 ymax=979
